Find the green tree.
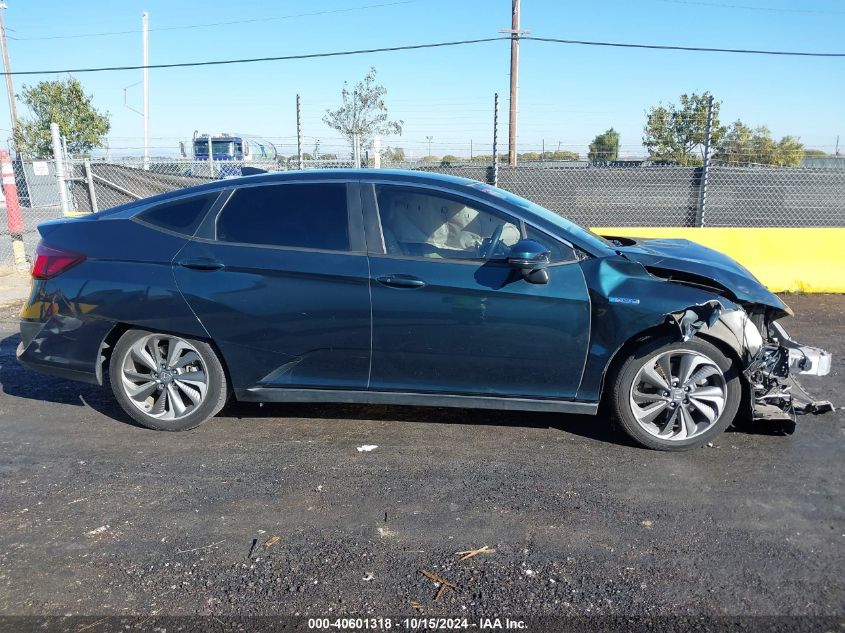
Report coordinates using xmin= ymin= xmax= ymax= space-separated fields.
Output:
xmin=802 ymin=149 xmax=828 ymax=158
xmin=547 ymin=150 xmax=579 ymax=161
xmin=322 ymin=67 xmax=402 ymax=151
xmin=588 ymin=128 xmax=620 ymax=161
xmin=13 ymin=78 xmax=110 ymax=158
xmin=643 ymin=92 xmax=725 ymax=166
xmin=441 ymin=154 xmax=460 ymax=164
xmin=382 ymin=146 xmax=405 ymax=162
xmin=716 ymin=121 xmax=805 ymax=166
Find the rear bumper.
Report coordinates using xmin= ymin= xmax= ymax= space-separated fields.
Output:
xmin=16 ymin=316 xmax=112 ymax=385
xmin=16 ymin=340 xmax=102 ymax=384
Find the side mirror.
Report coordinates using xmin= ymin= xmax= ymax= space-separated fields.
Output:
xmin=507 ymin=239 xmax=551 ymax=284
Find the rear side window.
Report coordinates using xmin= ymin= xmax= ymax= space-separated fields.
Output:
xmin=216 ymin=183 xmax=349 ymax=251
xmin=137 ymin=193 xmax=218 ymax=235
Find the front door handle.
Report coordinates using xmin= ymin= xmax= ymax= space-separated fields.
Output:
xmin=376 ymin=274 xmax=426 ymax=289
xmin=178 ymin=258 xmax=225 ymax=271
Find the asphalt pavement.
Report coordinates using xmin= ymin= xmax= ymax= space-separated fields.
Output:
xmin=0 ymin=294 xmax=842 ymax=627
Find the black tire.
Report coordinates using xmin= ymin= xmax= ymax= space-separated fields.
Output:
xmin=109 ymin=329 xmax=227 ymax=431
xmin=609 ymin=336 xmax=741 ymax=451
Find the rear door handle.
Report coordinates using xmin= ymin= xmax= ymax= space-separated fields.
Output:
xmin=376 ymin=274 xmax=426 ymax=289
xmin=178 ymin=258 xmax=225 ymax=271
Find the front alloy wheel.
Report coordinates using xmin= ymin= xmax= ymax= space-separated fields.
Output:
xmin=610 ymin=337 xmax=741 ymax=451
xmin=629 ymin=350 xmax=727 ymax=441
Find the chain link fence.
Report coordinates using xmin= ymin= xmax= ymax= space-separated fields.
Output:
xmin=2 ymin=156 xmax=844 ymax=270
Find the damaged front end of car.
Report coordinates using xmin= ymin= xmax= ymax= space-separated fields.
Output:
xmin=594 ymin=236 xmax=836 ymax=431
xmin=666 ymin=298 xmax=833 ymax=431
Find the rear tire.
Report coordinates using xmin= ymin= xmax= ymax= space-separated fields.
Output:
xmin=109 ymin=329 xmax=227 ymax=431
xmin=610 ymin=337 xmax=741 ymax=451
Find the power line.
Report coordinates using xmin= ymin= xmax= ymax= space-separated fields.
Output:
xmin=7 ymin=1 xmax=419 ymax=41
xmin=523 ymin=36 xmax=845 ymax=57
xmin=2 ymin=35 xmax=844 ymax=76
xmin=651 ymin=0 xmax=845 ymax=14
xmin=0 ymin=38 xmax=509 ymax=75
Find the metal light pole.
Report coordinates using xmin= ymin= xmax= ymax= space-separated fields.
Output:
xmin=696 ymin=94 xmax=715 ymax=227
xmin=426 ymin=135 xmax=433 ymax=157
xmin=492 ymin=93 xmax=499 ymax=186
xmin=142 ymin=11 xmax=150 ymax=170
xmin=296 ymin=94 xmax=304 ymax=169
xmin=50 ymin=123 xmax=70 ymax=216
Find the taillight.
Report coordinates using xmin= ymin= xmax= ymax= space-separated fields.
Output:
xmin=31 ymin=241 xmax=86 ymax=280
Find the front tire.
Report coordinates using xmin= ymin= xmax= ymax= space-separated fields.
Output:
xmin=610 ymin=337 xmax=741 ymax=451
xmin=109 ymin=329 xmax=227 ymax=431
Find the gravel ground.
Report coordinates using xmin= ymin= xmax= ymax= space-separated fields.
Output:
xmin=0 ymin=294 xmax=842 ymax=628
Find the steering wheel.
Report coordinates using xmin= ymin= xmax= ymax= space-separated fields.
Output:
xmin=481 ymin=224 xmax=504 ymax=260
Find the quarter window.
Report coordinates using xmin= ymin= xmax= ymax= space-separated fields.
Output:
xmin=217 ymin=184 xmax=349 ymax=251
xmin=137 ymin=193 xmax=218 ymax=235
xmin=376 ymin=186 xmax=520 ymax=261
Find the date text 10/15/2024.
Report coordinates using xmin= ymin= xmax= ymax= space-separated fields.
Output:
xmin=307 ymin=617 xmax=528 ymax=630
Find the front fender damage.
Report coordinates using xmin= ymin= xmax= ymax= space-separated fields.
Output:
xmin=666 ymin=300 xmax=834 ymax=430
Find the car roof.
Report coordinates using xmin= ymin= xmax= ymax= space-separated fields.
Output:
xmin=216 ymin=168 xmax=480 ymax=188
xmin=104 ymin=169 xmax=481 ymax=213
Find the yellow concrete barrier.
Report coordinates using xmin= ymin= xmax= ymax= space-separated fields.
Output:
xmin=591 ymin=227 xmax=845 ymax=294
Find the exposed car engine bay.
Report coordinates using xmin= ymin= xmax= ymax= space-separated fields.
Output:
xmin=667 ymin=299 xmax=833 ymax=432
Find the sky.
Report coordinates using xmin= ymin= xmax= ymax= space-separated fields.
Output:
xmin=0 ymin=0 xmax=843 ymax=159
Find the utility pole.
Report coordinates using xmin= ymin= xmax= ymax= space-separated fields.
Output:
xmin=142 ymin=11 xmax=150 ymax=170
xmin=470 ymin=139 xmax=473 ymax=161
xmin=0 ymin=3 xmax=18 ymax=151
xmin=426 ymin=136 xmax=433 ymax=157
xmin=499 ymin=0 xmax=527 ymax=167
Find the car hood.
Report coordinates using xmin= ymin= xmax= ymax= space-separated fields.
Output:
xmin=606 ymin=236 xmax=791 ymax=315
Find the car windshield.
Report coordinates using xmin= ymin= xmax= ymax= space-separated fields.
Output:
xmin=194 ymin=140 xmax=235 ymax=155
xmin=467 ymin=182 xmax=615 ymax=253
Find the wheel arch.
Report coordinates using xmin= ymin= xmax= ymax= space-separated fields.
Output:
xmin=597 ymin=323 xmax=678 ymax=408
xmin=597 ymin=324 xmax=751 ymax=416
xmin=98 ymin=323 xmax=234 ymax=397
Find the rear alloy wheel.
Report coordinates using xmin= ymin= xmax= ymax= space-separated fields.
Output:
xmin=109 ymin=329 xmax=227 ymax=431
xmin=611 ymin=337 xmax=741 ymax=451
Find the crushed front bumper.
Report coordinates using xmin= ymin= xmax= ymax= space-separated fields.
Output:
xmin=744 ymin=322 xmax=834 ymax=424
xmin=769 ymin=321 xmax=832 ymax=377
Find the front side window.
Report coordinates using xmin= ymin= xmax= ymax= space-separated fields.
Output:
xmin=525 ymin=224 xmax=577 ymax=263
xmin=216 ymin=183 xmax=349 ymax=251
xmin=376 ymin=186 xmax=520 ymax=261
